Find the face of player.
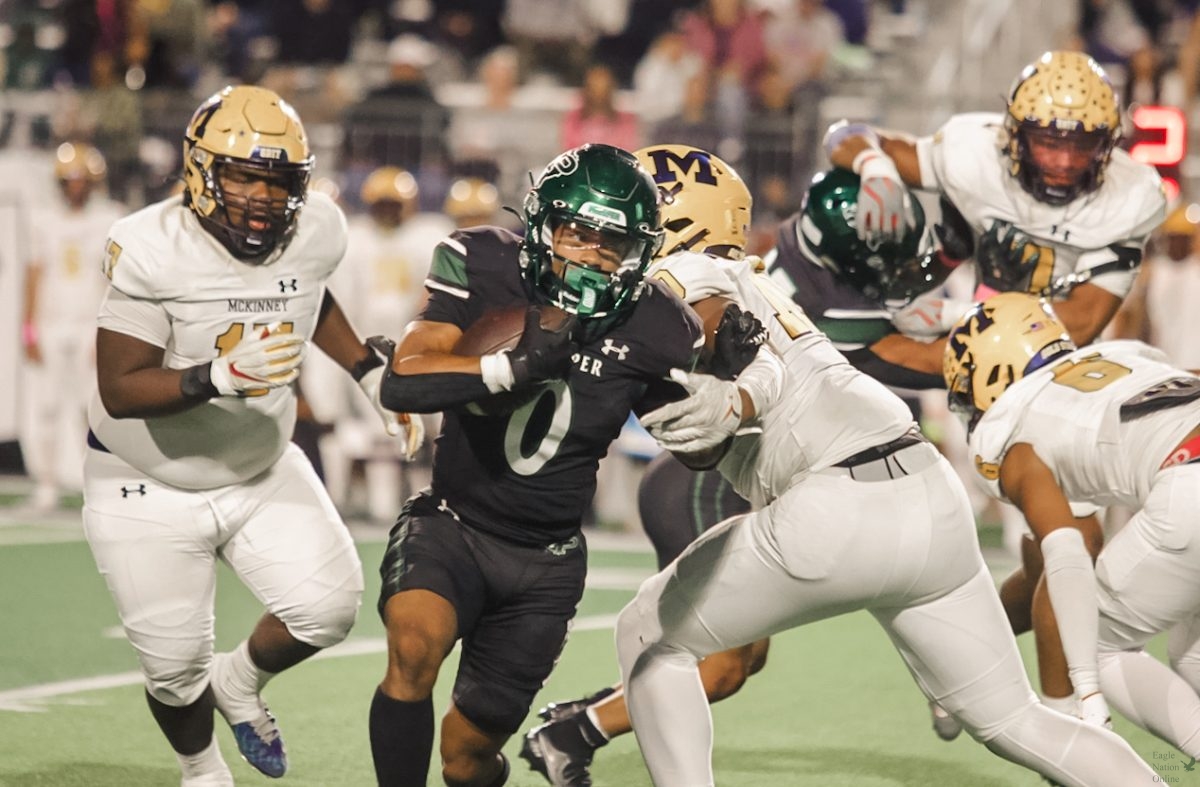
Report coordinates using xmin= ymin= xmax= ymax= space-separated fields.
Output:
xmin=1024 ymin=128 xmax=1106 ymax=191
xmin=549 ymin=219 xmax=636 ymax=275
xmin=217 ymin=162 xmax=294 ymax=236
xmin=59 ymin=178 xmax=93 ymax=210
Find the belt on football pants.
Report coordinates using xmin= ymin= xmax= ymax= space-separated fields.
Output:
xmin=825 ymin=429 xmax=936 ymax=483
xmin=87 ymin=429 xmax=111 ymax=453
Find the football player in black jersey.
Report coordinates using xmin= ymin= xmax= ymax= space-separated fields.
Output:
xmin=362 ymin=144 xmax=707 ymax=787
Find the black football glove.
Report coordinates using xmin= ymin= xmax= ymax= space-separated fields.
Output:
xmin=977 ymin=220 xmax=1041 ymax=291
xmin=508 ymin=306 xmax=578 ymax=387
xmin=933 ymin=196 xmax=974 ymax=263
xmin=709 ymin=303 xmax=767 ymax=381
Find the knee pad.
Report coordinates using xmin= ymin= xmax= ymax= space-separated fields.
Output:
xmin=144 ymin=653 xmax=210 ymax=707
xmin=276 ymin=570 xmax=364 ymax=648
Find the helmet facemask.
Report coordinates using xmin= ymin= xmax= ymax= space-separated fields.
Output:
xmin=200 ymin=157 xmax=310 ymax=260
xmin=526 ymin=212 xmax=650 ymax=318
xmin=1011 ymin=121 xmax=1114 ymax=206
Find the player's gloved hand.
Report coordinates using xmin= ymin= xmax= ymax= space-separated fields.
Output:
xmin=709 ymin=303 xmax=767 ymax=380
xmin=933 ymin=196 xmax=974 ymax=263
xmin=854 ymin=152 xmax=914 ymax=245
xmin=359 ymin=336 xmax=425 ymax=460
xmin=640 ymin=369 xmax=743 ymax=453
xmin=508 ymin=305 xmax=578 ymax=387
xmin=890 ymin=292 xmax=975 ymax=337
xmin=977 ymin=220 xmax=1041 ymax=291
xmin=1078 ymin=692 xmax=1113 ymax=730
xmin=209 ymin=328 xmax=306 ymax=397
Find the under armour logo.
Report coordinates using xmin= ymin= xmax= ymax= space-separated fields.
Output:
xmin=120 ymin=484 xmax=147 ymax=498
xmin=600 ymin=339 xmax=630 ymax=360
xmin=278 ymin=279 xmax=298 ymax=293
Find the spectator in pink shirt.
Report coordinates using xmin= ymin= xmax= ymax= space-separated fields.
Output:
xmin=679 ymin=0 xmax=768 ymax=92
xmin=560 ymin=63 xmax=641 ymax=151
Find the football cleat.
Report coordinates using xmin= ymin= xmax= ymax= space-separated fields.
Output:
xmin=536 ymin=686 xmax=617 ymax=723
xmin=210 ymin=651 xmax=287 ymax=778
xmin=520 ymin=718 xmax=597 ymax=787
xmin=929 ymin=700 xmax=963 ymax=742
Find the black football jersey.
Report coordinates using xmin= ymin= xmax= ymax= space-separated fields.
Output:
xmin=764 ymin=214 xmax=895 ymax=351
xmin=419 ymin=226 xmax=702 ymax=545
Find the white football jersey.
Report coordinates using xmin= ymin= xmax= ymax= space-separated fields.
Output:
xmin=89 ymin=192 xmax=348 ymax=489
xmin=335 ymin=212 xmax=452 ymax=337
xmin=650 ymin=251 xmax=915 ymax=508
xmin=917 ymin=112 xmax=1166 ymax=298
xmin=28 ymin=197 xmax=125 ymax=330
xmin=969 ymin=340 xmax=1200 ymax=509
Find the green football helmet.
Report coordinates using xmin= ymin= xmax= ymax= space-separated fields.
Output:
xmin=520 ymin=144 xmax=664 ymax=322
xmin=798 ymin=169 xmax=944 ymax=305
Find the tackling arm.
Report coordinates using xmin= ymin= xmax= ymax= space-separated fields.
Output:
xmin=313 ymin=289 xmax=424 ymax=455
xmin=825 ymin=122 xmax=925 ymax=188
xmin=1000 ymin=442 xmax=1106 ymax=708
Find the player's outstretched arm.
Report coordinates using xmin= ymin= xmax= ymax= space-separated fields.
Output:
xmin=314 ymin=290 xmax=425 ymax=458
xmin=1001 ymin=442 xmax=1110 ymax=725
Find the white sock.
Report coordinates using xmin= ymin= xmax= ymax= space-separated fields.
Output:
xmin=1040 ymin=528 xmax=1100 ymax=696
xmin=226 ymin=640 xmax=276 ymax=694
xmin=1041 ymin=693 xmax=1077 ymax=716
xmin=176 ymin=736 xmax=230 ymax=780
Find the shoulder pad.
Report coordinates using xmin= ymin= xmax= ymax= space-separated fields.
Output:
xmin=648 ymin=250 xmax=735 ymax=303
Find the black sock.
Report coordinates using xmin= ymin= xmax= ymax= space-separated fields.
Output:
xmin=369 ymin=688 xmax=434 ymax=787
xmin=484 ymin=753 xmax=509 ymax=787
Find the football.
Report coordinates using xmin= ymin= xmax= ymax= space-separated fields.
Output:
xmin=454 ymin=304 xmax=572 ymax=416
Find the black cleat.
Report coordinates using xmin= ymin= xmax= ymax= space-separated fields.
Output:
xmin=536 ymin=686 xmax=617 ymax=723
xmin=519 ymin=718 xmax=597 ymax=787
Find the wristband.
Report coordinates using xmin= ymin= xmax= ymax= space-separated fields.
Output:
xmin=180 ymin=362 xmax=219 ymax=400
xmin=736 ymin=346 xmax=785 ymax=416
xmin=349 ymin=344 xmax=385 ymax=382
xmin=480 ymin=351 xmax=516 ymax=393
xmin=823 ymin=120 xmax=880 ymax=159
xmin=850 ymin=148 xmax=882 ymax=175
xmin=21 ymin=322 xmax=37 ymax=348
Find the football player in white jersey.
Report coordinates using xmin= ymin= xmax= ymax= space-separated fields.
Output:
xmin=944 ymin=292 xmax=1200 ymax=761
xmin=83 ymin=85 xmax=422 ymax=787
xmin=582 ymin=149 xmax=1158 ymax=786
xmin=824 ymin=48 xmax=1166 ymax=721
xmin=825 ymin=49 xmax=1165 ymax=367
xmin=20 ymin=142 xmax=125 ymax=511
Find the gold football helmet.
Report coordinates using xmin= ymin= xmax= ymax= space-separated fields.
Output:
xmin=360 ymin=166 xmax=417 ymax=228
xmin=634 ymin=144 xmax=751 ymax=259
xmin=55 ymin=142 xmax=106 ymax=182
xmin=1004 ymin=51 xmax=1121 ymax=206
xmin=943 ymin=292 xmax=1075 ymax=421
xmin=443 ymin=177 xmax=500 ymax=227
xmin=182 ymin=85 xmax=313 ymax=260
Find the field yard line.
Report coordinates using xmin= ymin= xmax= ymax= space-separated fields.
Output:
xmin=0 ymin=613 xmax=621 ymax=713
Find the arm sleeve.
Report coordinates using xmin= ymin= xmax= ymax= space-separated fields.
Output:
xmin=841 ymin=346 xmax=946 ymax=389
xmin=419 ymin=234 xmax=475 ymax=328
xmin=915 ymin=133 xmax=941 ymax=191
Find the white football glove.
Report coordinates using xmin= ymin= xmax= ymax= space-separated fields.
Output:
xmin=209 ymin=330 xmax=306 ymax=397
xmin=890 ymin=293 xmax=975 ymax=338
xmin=357 ymin=364 xmax=425 ymax=461
xmin=640 ymin=369 xmax=743 ymax=453
xmin=855 ymin=152 xmax=914 ymax=245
